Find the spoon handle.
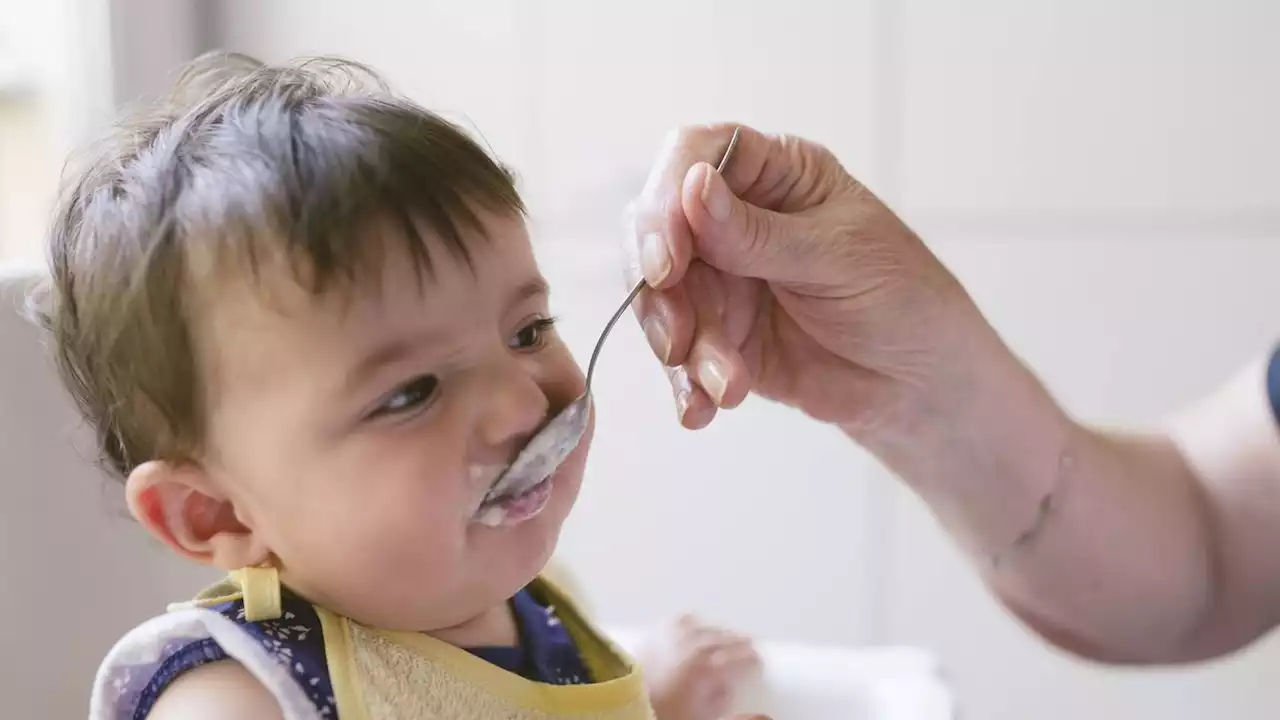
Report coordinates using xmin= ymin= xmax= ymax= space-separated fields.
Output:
xmin=584 ymin=278 xmax=646 ymax=389
xmin=584 ymin=127 xmax=743 ymax=390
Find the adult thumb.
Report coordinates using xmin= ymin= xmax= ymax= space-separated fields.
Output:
xmin=683 ymin=162 xmax=806 ymax=282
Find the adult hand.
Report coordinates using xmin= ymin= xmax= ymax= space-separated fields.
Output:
xmin=622 ymin=123 xmax=986 ymax=433
xmin=623 ymin=123 xmax=1280 ymax=668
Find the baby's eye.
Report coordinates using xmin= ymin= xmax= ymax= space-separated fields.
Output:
xmin=509 ymin=317 xmax=557 ymax=351
xmin=371 ymin=375 xmax=440 ymax=418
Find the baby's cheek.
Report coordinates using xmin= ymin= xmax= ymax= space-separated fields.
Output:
xmin=285 ymin=474 xmax=448 ymax=563
xmin=291 ymin=487 xmax=463 ymax=591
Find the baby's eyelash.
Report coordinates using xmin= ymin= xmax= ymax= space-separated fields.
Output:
xmin=368 ymin=374 xmax=440 ymax=420
xmin=510 ymin=316 xmax=558 ymax=351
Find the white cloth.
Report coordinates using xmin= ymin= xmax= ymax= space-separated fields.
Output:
xmin=88 ymin=607 xmax=318 ymax=720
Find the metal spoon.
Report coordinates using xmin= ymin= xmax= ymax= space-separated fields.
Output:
xmin=483 ymin=127 xmax=742 ymax=502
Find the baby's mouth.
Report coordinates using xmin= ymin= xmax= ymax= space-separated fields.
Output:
xmin=468 ymin=405 xmax=584 ymax=529
xmin=468 ymin=459 xmax=554 ymax=528
xmin=482 ymin=401 xmax=588 ymax=507
xmin=472 ymin=473 xmax=554 ymax=528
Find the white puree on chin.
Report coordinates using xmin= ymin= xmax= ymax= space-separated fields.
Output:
xmin=468 ymin=462 xmax=538 ymax=528
xmin=475 ymin=504 xmax=506 ymax=528
xmin=469 ymin=464 xmax=504 ymax=486
xmin=467 ymin=464 xmax=503 ymax=525
xmin=472 ymin=476 xmax=552 ymax=528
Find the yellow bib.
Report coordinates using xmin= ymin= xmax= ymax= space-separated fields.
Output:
xmin=182 ymin=574 xmax=654 ymax=720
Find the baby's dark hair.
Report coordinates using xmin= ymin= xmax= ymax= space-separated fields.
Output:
xmin=30 ymin=51 xmax=524 ymax=480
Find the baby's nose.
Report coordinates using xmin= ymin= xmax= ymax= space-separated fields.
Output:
xmin=476 ymin=362 xmax=550 ymax=450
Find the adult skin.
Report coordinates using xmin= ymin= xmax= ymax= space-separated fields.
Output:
xmin=622 ymin=122 xmax=1280 ymax=665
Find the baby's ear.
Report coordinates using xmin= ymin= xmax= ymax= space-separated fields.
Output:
xmin=125 ymin=460 xmax=269 ymax=571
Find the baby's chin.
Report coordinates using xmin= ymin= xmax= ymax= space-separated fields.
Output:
xmin=322 ymin=468 xmax=584 ymax=635
xmin=471 ymin=437 xmax=589 ymax=592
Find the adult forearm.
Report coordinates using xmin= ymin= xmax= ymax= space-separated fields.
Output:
xmin=850 ymin=325 xmax=1216 ymax=662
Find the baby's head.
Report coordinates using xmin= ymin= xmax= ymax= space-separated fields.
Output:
xmin=35 ymin=52 xmax=591 ymax=632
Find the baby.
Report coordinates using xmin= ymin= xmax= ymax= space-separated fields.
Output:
xmin=36 ymin=52 xmax=757 ymax=719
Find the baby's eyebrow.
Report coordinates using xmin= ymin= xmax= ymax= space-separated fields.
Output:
xmin=507 ymin=277 xmax=550 ymax=309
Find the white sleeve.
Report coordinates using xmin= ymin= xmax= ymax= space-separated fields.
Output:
xmin=88 ymin=607 xmax=322 ymax=720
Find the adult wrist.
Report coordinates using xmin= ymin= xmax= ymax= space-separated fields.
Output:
xmin=844 ymin=321 xmax=1075 ymax=558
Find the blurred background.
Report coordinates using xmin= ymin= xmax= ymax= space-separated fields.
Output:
xmin=4 ymin=0 xmax=1280 ymax=718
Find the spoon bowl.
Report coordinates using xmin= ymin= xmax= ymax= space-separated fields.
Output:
xmin=482 ymin=128 xmax=743 ymax=505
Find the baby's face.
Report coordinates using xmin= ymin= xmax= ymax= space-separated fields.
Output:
xmin=197 ymin=211 xmax=590 ymax=632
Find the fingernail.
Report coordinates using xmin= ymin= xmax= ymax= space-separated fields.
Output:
xmin=642 ymin=317 xmax=671 ymax=363
xmin=675 ymin=390 xmax=691 ymax=422
xmin=670 ymin=368 xmax=693 ymax=421
xmin=701 ymin=359 xmax=729 ymax=405
xmin=640 ymin=232 xmax=671 ymax=285
xmin=701 ymin=166 xmax=732 ymax=222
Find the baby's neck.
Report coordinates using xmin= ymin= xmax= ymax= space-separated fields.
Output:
xmin=427 ymin=600 xmax=519 ymax=648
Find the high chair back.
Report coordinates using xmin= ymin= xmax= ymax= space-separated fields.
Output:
xmin=0 ymin=264 xmax=216 ymax=719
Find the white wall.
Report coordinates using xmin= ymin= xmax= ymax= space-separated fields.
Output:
xmin=43 ymin=0 xmax=1280 ymax=717
xmin=0 ymin=0 xmax=115 ymax=260
xmin=0 ymin=0 xmax=205 ymax=262
xmin=0 ymin=3 xmax=223 ymax=718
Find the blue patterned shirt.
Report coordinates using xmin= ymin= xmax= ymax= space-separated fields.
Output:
xmin=129 ymin=585 xmax=592 ymax=719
